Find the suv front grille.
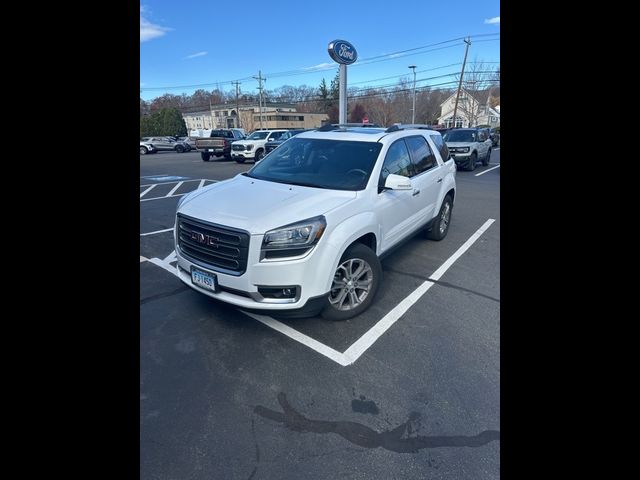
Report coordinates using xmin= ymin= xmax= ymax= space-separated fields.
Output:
xmin=232 ymin=144 xmax=245 ymax=151
xmin=177 ymin=214 xmax=250 ymax=275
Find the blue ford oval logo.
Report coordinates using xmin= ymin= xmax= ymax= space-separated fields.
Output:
xmin=328 ymin=40 xmax=358 ymax=65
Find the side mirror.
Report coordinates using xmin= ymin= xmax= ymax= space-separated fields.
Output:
xmin=384 ymin=174 xmax=413 ymax=190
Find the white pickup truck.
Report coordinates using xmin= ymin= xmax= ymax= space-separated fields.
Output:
xmin=230 ymin=129 xmax=289 ymax=163
xmin=174 ymin=124 xmax=457 ymax=320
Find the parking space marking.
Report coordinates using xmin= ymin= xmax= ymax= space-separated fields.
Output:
xmin=140 ymin=228 xmax=174 ymax=237
xmin=166 ymin=181 xmax=184 ymax=197
xmin=475 ymin=165 xmax=500 ymax=176
xmin=140 ymin=184 xmax=157 ymax=198
xmin=141 ymin=220 xmax=495 ymax=366
xmin=140 ymin=255 xmax=148 ymax=263
xmin=242 ymin=312 xmax=350 ymax=365
xmin=140 ymin=179 xmax=219 ymax=202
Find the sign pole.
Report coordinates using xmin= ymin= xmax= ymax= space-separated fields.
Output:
xmin=339 ymin=64 xmax=347 ymax=124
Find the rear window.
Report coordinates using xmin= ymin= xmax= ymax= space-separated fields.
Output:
xmin=210 ymin=130 xmax=233 ymax=138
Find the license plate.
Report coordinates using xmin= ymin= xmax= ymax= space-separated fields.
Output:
xmin=191 ymin=267 xmax=218 ymax=292
xmin=208 ymin=148 xmax=222 ymax=153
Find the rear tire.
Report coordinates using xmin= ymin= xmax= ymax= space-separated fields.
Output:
xmin=427 ymin=195 xmax=453 ymax=241
xmin=321 ymin=243 xmax=382 ymax=321
xmin=482 ymin=148 xmax=491 ymax=166
xmin=201 ymin=152 xmax=211 ymax=162
xmin=175 ymin=145 xmax=184 ymax=153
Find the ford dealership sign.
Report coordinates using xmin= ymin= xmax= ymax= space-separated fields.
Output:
xmin=328 ymin=40 xmax=357 ymax=65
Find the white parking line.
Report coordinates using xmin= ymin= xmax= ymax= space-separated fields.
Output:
xmin=140 ymin=179 xmax=204 ymax=188
xmin=198 ymin=179 xmax=206 ymax=189
xmin=475 ymin=165 xmax=500 ymax=176
xmin=139 ymin=184 xmax=157 ymax=198
xmin=140 ymin=193 xmax=186 ymax=202
xmin=140 ymin=228 xmax=174 ymax=237
xmin=142 ymin=219 xmax=495 ymax=366
xmin=140 ymin=256 xmax=148 ymax=263
xmin=166 ymin=181 xmax=184 ymax=196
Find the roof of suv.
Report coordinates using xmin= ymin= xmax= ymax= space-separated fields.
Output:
xmin=297 ymin=124 xmax=441 ymax=143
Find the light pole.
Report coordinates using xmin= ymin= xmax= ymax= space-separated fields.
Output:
xmin=408 ymin=65 xmax=417 ymax=124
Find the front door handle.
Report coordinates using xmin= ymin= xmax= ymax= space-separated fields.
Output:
xmin=412 ymin=189 xmax=420 ymax=196
xmin=437 ymin=178 xmax=443 ymax=183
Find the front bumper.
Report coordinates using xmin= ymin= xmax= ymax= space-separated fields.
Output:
xmin=175 ymin=233 xmax=335 ymax=311
xmin=231 ymin=151 xmax=254 ymax=159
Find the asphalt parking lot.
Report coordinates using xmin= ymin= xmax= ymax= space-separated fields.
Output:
xmin=140 ymin=148 xmax=501 ymax=479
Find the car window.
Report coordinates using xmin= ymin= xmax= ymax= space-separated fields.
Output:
xmin=246 ymin=138 xmax=382 ymax=191
xmin=405 ymin=136 xmax=436 ymax=174
xmin=248 ymin=131 xmax=269 ymax=140
xmin=379 ymin=140 xmax=415 ymax=187
xmin=444 ymin=130 xmax=476 ymax=142
xmin=268 ymin=131 xmax=287 ymax=141
xmin=429 ymin=134 xmax=449 ymax=161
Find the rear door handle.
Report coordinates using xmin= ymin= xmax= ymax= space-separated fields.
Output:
xmin=437 ymin=178 xmax=443 ymax=183
xmin=412 ymin=189 xmax=420 ymax=196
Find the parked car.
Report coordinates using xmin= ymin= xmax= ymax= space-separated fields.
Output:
xmin=489 ymin=127 xmax=500 ymax=147
xmin=442 ymin=128 xmax=492 ymax=170
xmin=177 ymin=136 xmax=196 ymax=151
xmin=263 ymin=129 xmax=309 ymax=155
xmin=195 ymin=129 xmax=246 ymax=161
xmin=174 ymin=123 xmax=456 ymax=320
xmin=231 ymin=129 xmax=289 ymax=163
xmin=140 ymin=137 xmax=190 ymax=155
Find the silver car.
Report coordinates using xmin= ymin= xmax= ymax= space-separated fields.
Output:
xmin=140 ymin=137 xmax=190 ymax=155
xmin=442 ymin=128 xmax=492 ymax=171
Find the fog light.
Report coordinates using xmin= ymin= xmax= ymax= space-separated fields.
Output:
xmin=258 ymin=286 xmax=298 ymax=299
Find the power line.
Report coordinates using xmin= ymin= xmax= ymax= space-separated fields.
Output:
xmin=141 ymin=33 xmax=499 ymax=92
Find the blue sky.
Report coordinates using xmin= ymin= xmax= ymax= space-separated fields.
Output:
xmin=140 ymin=0 xmax=499 ymax=101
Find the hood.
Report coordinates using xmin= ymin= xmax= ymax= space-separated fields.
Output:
xmin=178 ymin=174 xmax=356 ymax=234
xmin=233 ymin=138 xmax=266 ymax=146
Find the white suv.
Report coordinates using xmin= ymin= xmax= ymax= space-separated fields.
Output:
xmin=231 ymin=129 xmax=289 ymax=163
xmin=175 ymin=124 xmax=457 ymax=320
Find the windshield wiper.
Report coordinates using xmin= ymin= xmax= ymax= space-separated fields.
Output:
xmin=286 ymin=180 xmax=325 ymax=189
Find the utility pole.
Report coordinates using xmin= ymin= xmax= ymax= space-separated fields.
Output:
xmin=232 ymin=81 xmax=241 ymax=128
xmin=409 ymin=65 xmax=417 ymax=124
xmin=452 ymin=37 xmax=471 ymax=129
xmin=253 ymin=70 xmax=266 ymax=130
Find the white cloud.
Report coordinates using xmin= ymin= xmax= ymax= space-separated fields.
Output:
xmin=185 ymin=51 xmax=207 ymax=59
xmin=303 ymin=62 xmax=333 ymax=70
xmin=140 ymin=5 xmax=171 ymax=42
xmin=484 ymin=16 xmax=500 ymax=25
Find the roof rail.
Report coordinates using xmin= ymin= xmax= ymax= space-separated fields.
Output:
xmin=385 ymin=123 xmax=435 ymax=133
xmin=317 ymin=122 xmax=382 ymax=131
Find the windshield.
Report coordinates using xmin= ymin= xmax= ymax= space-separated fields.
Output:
xmin=245 ymin=138 xmax=383 ymax=191
xmin=247 ymin=131 xmax=270 ymax=140
xmin=443 ymin=130 xmax=476 ymax=142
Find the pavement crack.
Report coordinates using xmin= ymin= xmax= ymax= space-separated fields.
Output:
xmin=140 ymin=285 xmax=190 ymax=305
xmin=254 ymin=392 xmax=500 ymax=453
xmin=383 ymin=267 xmax=500 ymax=303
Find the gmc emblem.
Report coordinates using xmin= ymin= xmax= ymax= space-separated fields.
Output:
xmin=191 ymin=231 xmax=219 ymax=247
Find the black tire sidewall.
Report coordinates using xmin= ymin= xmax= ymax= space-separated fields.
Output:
xmin=140 ymin=147 xmax=147 ymax=155
xmin=321 ymin=243 xmax=382 ymax=321
xmin=469 ymin=153 xmax=477 ymax=171
xmin=427 ymin=195 xmax=453 ymax=241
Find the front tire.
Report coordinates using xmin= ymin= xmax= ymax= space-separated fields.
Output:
xmin=201 ymin=152 xmax=211 ymax=162
xmin=235 ymin=157 xmax=246 ymax=164
xmin=254 ymin=149 xmax=264 ymax=162
xmin=175 ymin=145 xmax=184 ymax=153
xmin=321 ymin=243 xmax=382 ymax=321
xmin=427 ymin=195 xmax=453 ymax=241
xmin=140 ymin=146 xmax=148 ymax=155
xmin=467 ymin=152 xmax=477 ymax=171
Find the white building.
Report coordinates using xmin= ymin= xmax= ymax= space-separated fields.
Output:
xmin=438 ymin=89 xmax=500 ymax=128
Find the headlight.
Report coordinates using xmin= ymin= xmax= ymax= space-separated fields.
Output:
xmin=461 ymin=147 xmax=470 ymax=153
xmin=246 ymin=144 xmax=253 ymax=151
xmin=262 ymin=216 xmax=326 ymax=251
